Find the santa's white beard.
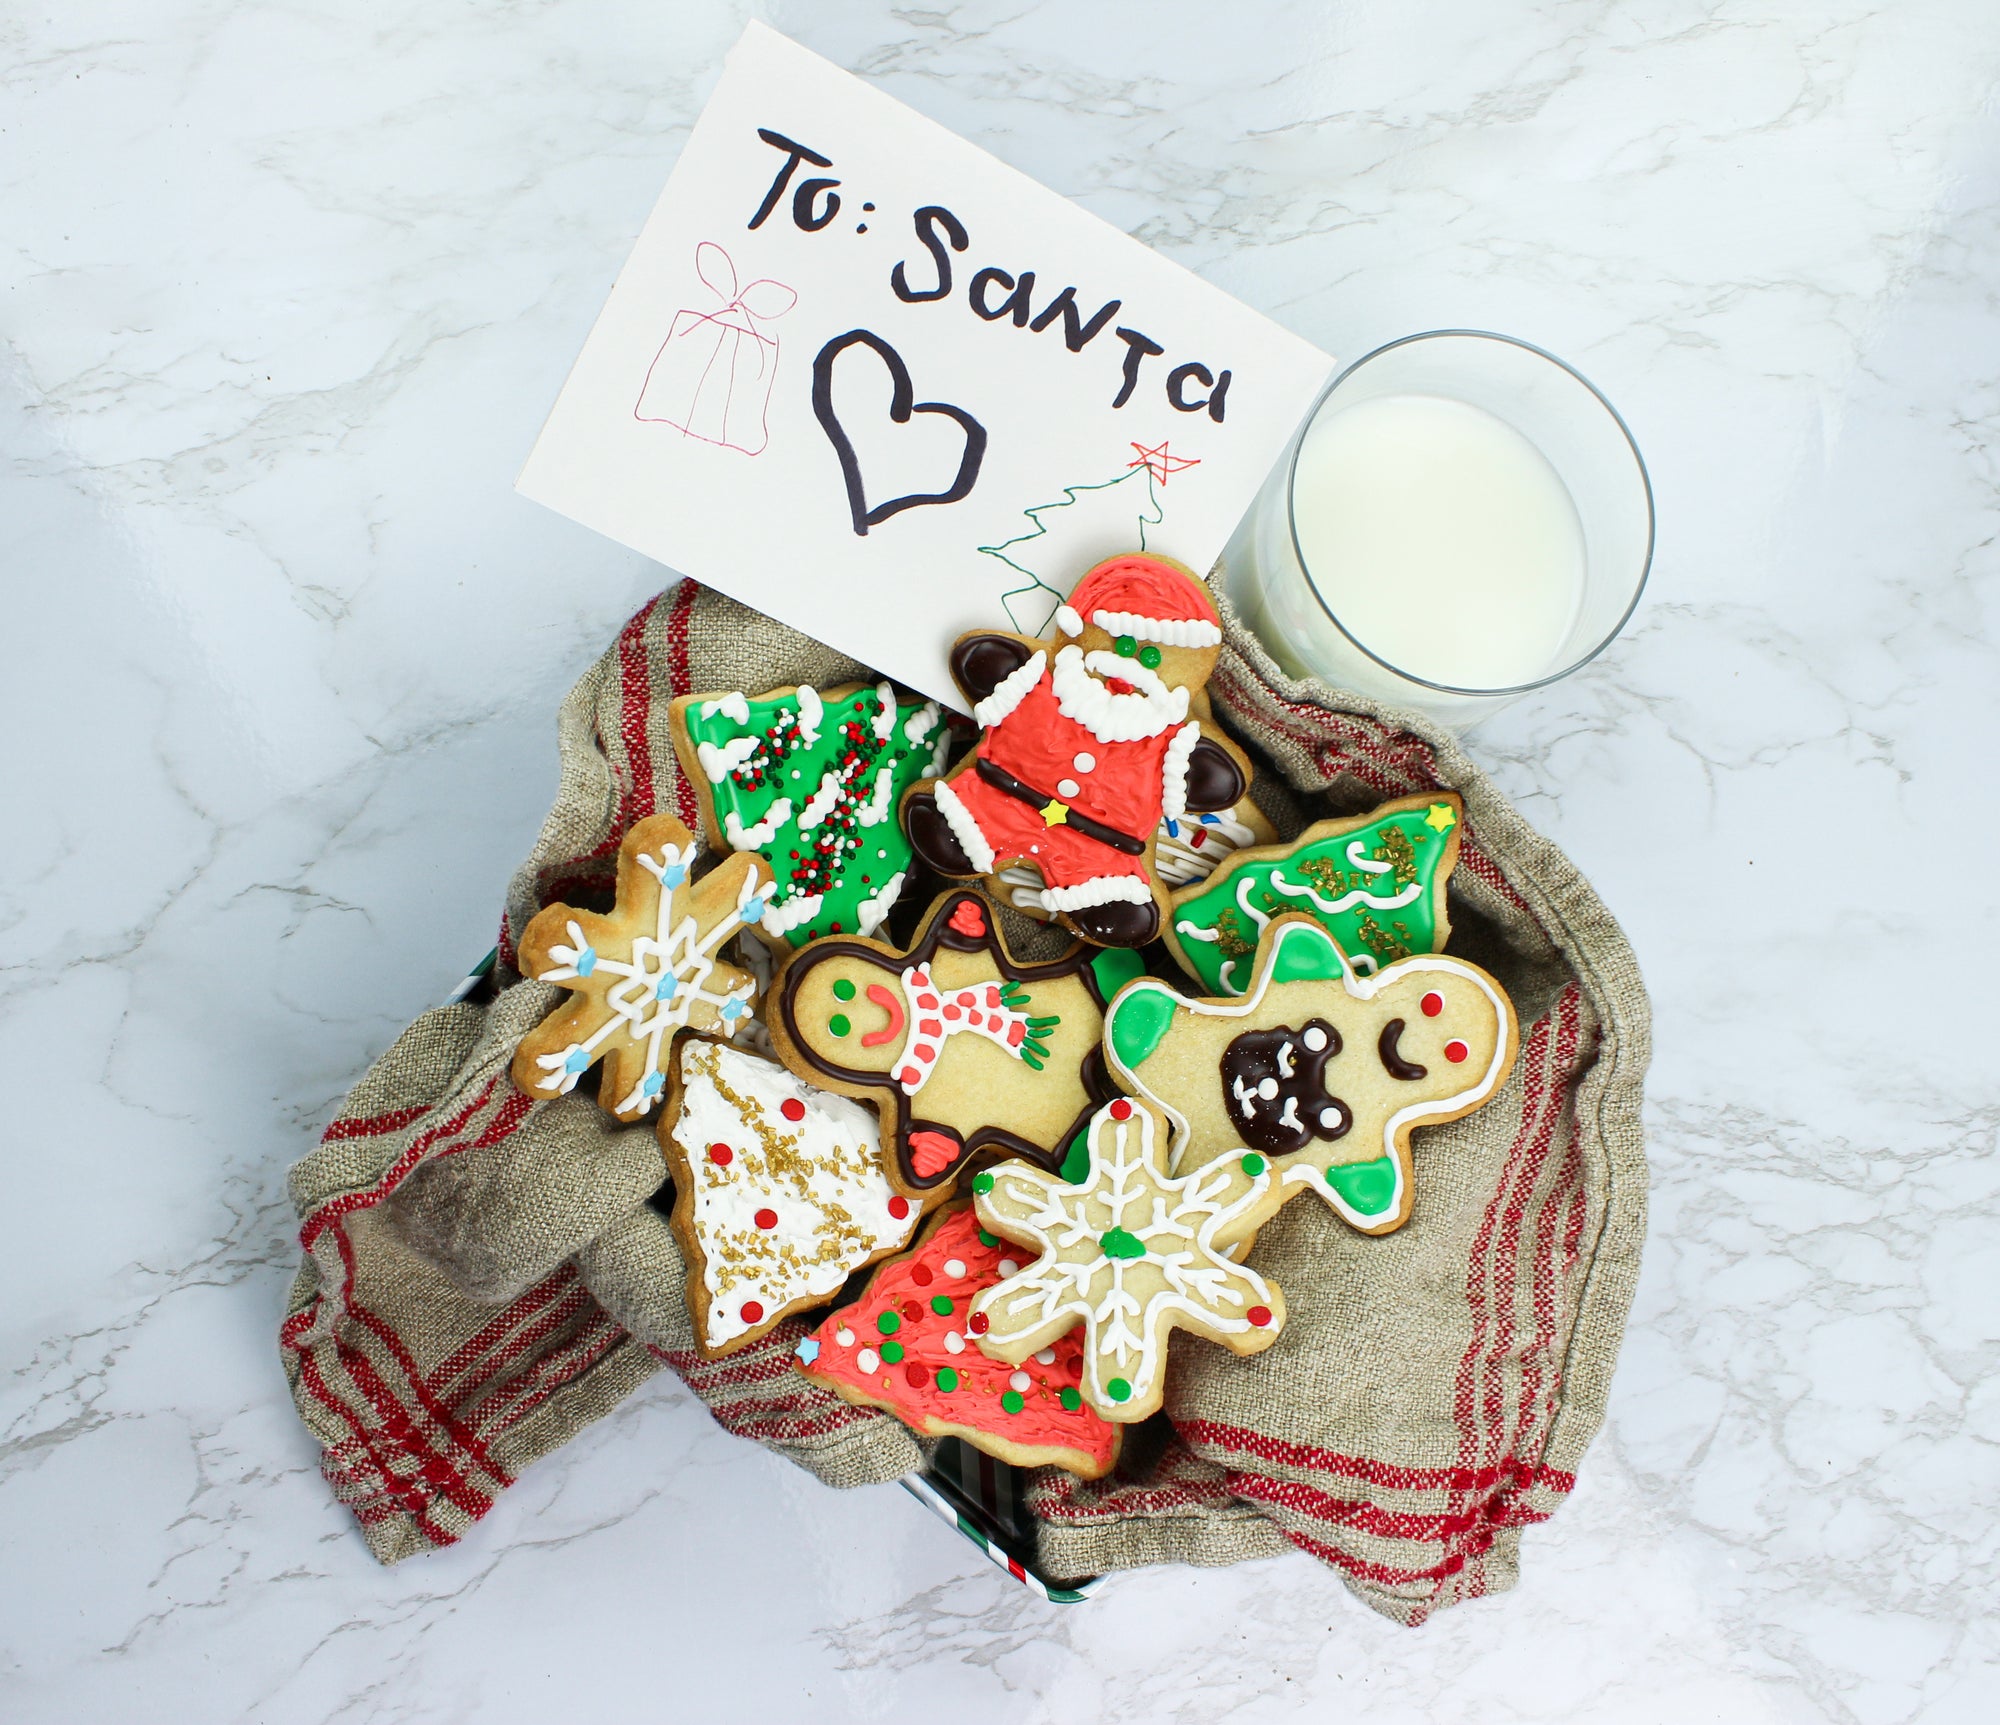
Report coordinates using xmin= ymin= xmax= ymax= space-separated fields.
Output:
xmin=1050 ymin=646 xmax=1190 ymax=743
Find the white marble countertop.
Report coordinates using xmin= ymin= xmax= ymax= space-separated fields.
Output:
xmin=5 ymin=2 xmax=1997 ymax=1719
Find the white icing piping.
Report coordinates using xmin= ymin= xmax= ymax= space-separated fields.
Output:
xmin=795 ymin=685 xmax=823 ymax=746
xmin=697 ymin=736 xmax=759 ymax=784
xmin=1160 ymin=720 xmax=1201 ymax=822
xmin=724 ymin=798 xmax=792 ymax=850
xmin=931 ymin=777 xmax=995 ymax=874
xmin=1041 ymin=874 xmax=1151 ymax=911
xmin=1048 ymin=645 xmax=1187 ymax=744
xmin=1089 ymin=609 xmax=1221 ymax=648
xmin=699 ymin=692 xmax=750 ymax=724
xmin=971 ymin=650 xmax=1046 ymax=728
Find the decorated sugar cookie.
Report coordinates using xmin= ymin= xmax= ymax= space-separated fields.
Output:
xmin=659 ymin=1039 xmax=921 ymax=1358
xmin=1165 ymin=793 xmax=1463 ymax=995
xmin=669 ymin=680 xmax=950 ymax=946
xmin=1104 ymin=915 xmax=1518 ymax=1235
xmin=796 ymin=1205 xmax=1121 ymax=1478
xmin=767 ymin=888 xmax=1143 ymax=1201
xmin=902 ymin=553 xmax=1252 ymax=947
xmin=968 ymin=1098 xmax=1287 ymax=1423
xmin=996 ymin=793 xmax=1277 ymax=920
xmin=511 ymin=814 xmax=774 ymax=1120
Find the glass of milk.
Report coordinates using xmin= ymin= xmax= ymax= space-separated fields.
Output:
xmin=1222 ymin=331 xmax=1653 ymax=726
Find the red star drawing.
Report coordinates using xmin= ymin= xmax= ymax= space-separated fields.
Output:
xmin=1128 ymin=440 xmax=1201 ymax=486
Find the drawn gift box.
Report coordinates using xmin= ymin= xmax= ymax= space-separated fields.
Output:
xmin=634 ymin=240 xmax=797 ymax=455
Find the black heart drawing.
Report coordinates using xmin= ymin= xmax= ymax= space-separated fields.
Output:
xmin=811 ymin=329 xmax=988 ymax=536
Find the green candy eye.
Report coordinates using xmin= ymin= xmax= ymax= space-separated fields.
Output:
xmin=1138 ymin=644 xmax=1162 ymax=669
xmin=1114 ymin=634 xmax=1138 ymax=658
xmin=828 ymin=1014 xmax=850 ymax=1037
xmin=832 ymin=978 xmax=856 ymax=1001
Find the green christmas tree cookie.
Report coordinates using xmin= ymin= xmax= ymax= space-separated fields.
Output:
xmin=670 ymin=681 xmax=952 ymax=946
xmin=1163 ymin=792 xmax=1463 ymax=995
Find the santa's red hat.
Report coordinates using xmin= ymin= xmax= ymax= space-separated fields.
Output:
xmin=1054 ymin=554 xmax=1223 ymax=648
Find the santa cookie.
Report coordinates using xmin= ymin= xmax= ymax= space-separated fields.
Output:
xmin=796 ymin=1205 xmax=1121 ymax=1478
xmin=1166 ymin=793 xmax=1463 ymax=995
xmin=1104 ymin=915 xmax=1518 ymax=1235
xmin=767 ymin=888 xmax=1143 ymax=1201
xmin=511 ymin=814 xmax=775 ymax=1120
xmin=968 ymin=1098 xmax=1287 ymax=1423
xmin=903 ymin=553 xmax=1251 ymax=947
xmin=669 ymin=680 xmax=950 ymax=946
xmin=659 ymin=1038 xmax=921 ymax=1358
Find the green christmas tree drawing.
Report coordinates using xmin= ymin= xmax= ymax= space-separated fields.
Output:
xmin=978 ymin=459 xmax=1168 ymax=635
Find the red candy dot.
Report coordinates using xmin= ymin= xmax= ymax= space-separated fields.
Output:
xmin=753 ymin=1208 xmax=778 ymax=1230
xmin=708 ymin=1143 xmax=733 ymax=1166
xmin=887 ymin=1195 xmax=911 ymax=1219
xmin=901 ymin=1299 xmax=924 ymax=1322
xmin=1445 ymin=1040 xmax=1469 ymax=1063
xmin=905 ymin=1362 xmax=930 ymax=1388
xmin=1421 ymin=991 xmax=1445 ymax=1018
xmin=740 ymin=1300 xmax=764 ymax=1323
xmin=780 ymin=1098 xmax=806 ymax=1122
xmin=911 ymin=1263 xmax=934 ymax=1285
xmin=1109 ymin=1099 xmax=1133 ymax=1122
xmin=1247 ymin=1305 xmax=1272 ymax=1327
xmin=969 ymin=1312 xmax=990 ymax=1335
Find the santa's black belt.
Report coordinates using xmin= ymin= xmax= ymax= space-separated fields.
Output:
xmin=974 ymin=757 xmax=1149 ymax=855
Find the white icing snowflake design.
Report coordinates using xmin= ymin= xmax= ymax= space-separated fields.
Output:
xmin=969 ymin=1100 xmax=1287 ymax=1421
xmin=529 ymin=834 xmax=774 ymax=1117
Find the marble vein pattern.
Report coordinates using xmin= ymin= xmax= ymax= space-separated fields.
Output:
xmin=3 ymin=1 xmax=1998 ymax=1720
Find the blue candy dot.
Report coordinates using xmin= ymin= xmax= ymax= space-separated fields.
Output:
xmin=795 ymin=1337 xmax=821 ymax=1365
xmin=575 ymin=948 xmax=597 ymax=976
xmin=740 ymin=895 xmax=766 ymax=924
xmin=663 ymin=864 xmax=688 ymax=888
xmin=721 ymin=998 xmax=745 ymax=1021
xmin=641 ymin=1071 xmax=665 ymax=1096
xmin=563 ymin=1050 xmax=590 ymax=1074
xmin=654 ymin=975 xmax=679 ymax=1001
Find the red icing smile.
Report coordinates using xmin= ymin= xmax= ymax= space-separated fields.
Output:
xmin=1102 ymin=676 xmax=1137 ymax=696
xmin=860 ymin=982 xmax=906 ymax=1048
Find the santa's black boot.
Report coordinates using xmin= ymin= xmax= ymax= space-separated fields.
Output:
xmin=1065 ymin=898 xmax=1160 ymax=947
xmin=903 ymin=790 xmax=976 ymax=877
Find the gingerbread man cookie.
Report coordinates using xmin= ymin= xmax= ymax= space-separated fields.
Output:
xmin=669 ymin=680 xmax=951 ymax=946
xmin=1166 ymin=793 xmax=1463 ymax=996
xmin=968 ymin=1098 xmax=1288 ymax=1423
xmin=767 ymin=888 xmax=1143 ymax=1201
xmin=796 ymin=1204 xmax=1122 ymax=1477
xmin=511 ymin=814 xmax=775 ymax=1120
xmin=659 ymin=1038 xmax=921 ymax=1358
xmin=1104 ymin=915 xmax=1518 ymax=1235
xmin=902 ymin=553 xmax=1251 ymax=948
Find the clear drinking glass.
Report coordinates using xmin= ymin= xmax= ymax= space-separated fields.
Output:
xmin=1221 ymin=330 xmax=1654 ymax=727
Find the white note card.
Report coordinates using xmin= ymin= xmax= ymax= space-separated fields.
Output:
xmin=519 ymin=21 xmax=1333 ymax=709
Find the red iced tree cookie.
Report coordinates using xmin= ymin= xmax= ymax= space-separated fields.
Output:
xmin=796 ymin=1205 xmax=1121 ymax=1478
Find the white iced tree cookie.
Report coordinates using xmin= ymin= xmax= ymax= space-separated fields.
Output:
xmin=511 ymin=813 xmax=775 ymax=1120
xmin=967 ymin=1097 xmax=1288 ymax=1422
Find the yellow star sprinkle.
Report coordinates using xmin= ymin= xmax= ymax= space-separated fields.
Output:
xmin=1425 ymin=803 xmax=1457 ymax=833
xmin=1041 ymin=799 xmax=1071 ymax=827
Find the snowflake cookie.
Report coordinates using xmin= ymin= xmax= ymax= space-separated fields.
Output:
xmin=660 ymin=1039 xmax=920 ymax=1358
xmin=1164 ymin=792 xmax=1463 ymax=996
xmin=968 ymin=1097 xmax=1288 ymax=1423
xmin=669 ymin=680 xmax=950 ymax=947
xmin=796 ymin=1204 xmax=1122 ymax=1478
xmin=510 ymin=813 xmax=775 ymax=1120
xmin=768 ymin=887 xmax=1142 ymax=1203
xmin=1104 ymin=913 xmax=1519 ymax=1236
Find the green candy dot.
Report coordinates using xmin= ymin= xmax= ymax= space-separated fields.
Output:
xmin=1114 ymin=634 xmax=1137 ymax=657
xmin=828 ymin=1013 xmax=850 ymax=1037
xmin=1099 ymin=1225 xmax=1146 ymax=1261
xmin=1107 ymin=1377 xmax=1132 ymax=1403
xmin=1327 ymin=1155 xmax=1400 ymax=1217
xmin=929 ymin=1295 xmax=954 ymax=1316
xmin=1241 ymin=1152 xmax=1267 ymax=1177
xmin=880 ymin=1340 xmax=905 ymax=1364
xmin=978 ymin=1230 xmax=999 ymax=1247
xmin=1059 ymin=1387 xmax=1082 ymax=1411
xmin=937 ymin=1367 xmax=959 ymax=1392
xmin=1001 ymin=1390 xmax=1025 ymax=1414
xmin=832 ymin=978 xmax=856 ymax=1000
xmin=972 ymin=1172 xmax=995 ymax=1194
xmin=876 ymin=1310 xmax=901 ymax=1335
xmin=1138 ymin=644 xmax=1162 ymax=669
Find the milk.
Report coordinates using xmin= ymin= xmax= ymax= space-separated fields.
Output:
xmin=1238 ymin=392 xmax=1587 ymax=696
